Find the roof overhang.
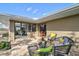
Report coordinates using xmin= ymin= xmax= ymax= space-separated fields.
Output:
xmin=37 ymin=4 xmax=79 ymax=23
xmin=0 ymin=4 xmax=79 ymax=26
xmin=0 ymin=14 xmax=35 ymax=27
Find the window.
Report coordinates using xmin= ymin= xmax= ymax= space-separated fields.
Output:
xmin=15 ymin=23 xmax=21 ymax=35
xmin=28 ymin=24 xmax=31 ymax=32
xmin=15 ymin=22 xmax=27 ymax=36
xmin=32 ymin=24 xmax=36 ymax=32
xmin=28 ymin=24 xmax=36 ymax=32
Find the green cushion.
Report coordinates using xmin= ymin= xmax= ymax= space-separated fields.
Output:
xmin=36 ymin=46 xmax=54 ymax=53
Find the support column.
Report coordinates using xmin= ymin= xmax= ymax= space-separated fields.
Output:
xmin=9 ymin=20 xmax=15 ymax=43
xmin=36 ymin=24 xmax=39 ymax=37
xmin=27 ymin=24 xmax=29 ymax=36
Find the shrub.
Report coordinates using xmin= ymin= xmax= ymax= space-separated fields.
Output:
xmin=0 ymin=41 xmax=11 ymax=50
xmin=0 ymin=42 xmax=5 ymax=49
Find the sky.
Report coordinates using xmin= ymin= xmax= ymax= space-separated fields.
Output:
xmin=0 ymin=3 xmax=75 ymax=28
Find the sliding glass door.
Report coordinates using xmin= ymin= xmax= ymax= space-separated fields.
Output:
xmin=39 ymin=24 xmax=46 ymax=36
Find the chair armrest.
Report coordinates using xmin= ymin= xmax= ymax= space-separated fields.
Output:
xmin=54 ymin=50 xmax=67 ymax=56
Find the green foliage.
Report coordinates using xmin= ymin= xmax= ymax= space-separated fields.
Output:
xmin=0 ymin=42 xmax=5 ymax=49
xmin=0 ymin=41 xmax=11 ymax=50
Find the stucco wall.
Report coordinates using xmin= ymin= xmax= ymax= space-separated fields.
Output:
xmin=46 ymin=14 xmax=79 ymax=41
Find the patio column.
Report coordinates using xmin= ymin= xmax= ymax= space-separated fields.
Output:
xmin=26 ymin=24 xmax=29 ymax=36
xmin=9 ymin=20 xmax=15 ymax=43
xmin=36 ymin=24 xmax=39 ymax=37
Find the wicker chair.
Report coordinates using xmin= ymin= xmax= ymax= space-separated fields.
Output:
xmin=54 ymin=36 xmax=74 ymax=56
xmin=28 ymin=36 xmax=74 ymax=56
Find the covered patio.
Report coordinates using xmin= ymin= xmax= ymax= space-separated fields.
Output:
xmin=0 ymin=4 xmax=79 ymax=56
